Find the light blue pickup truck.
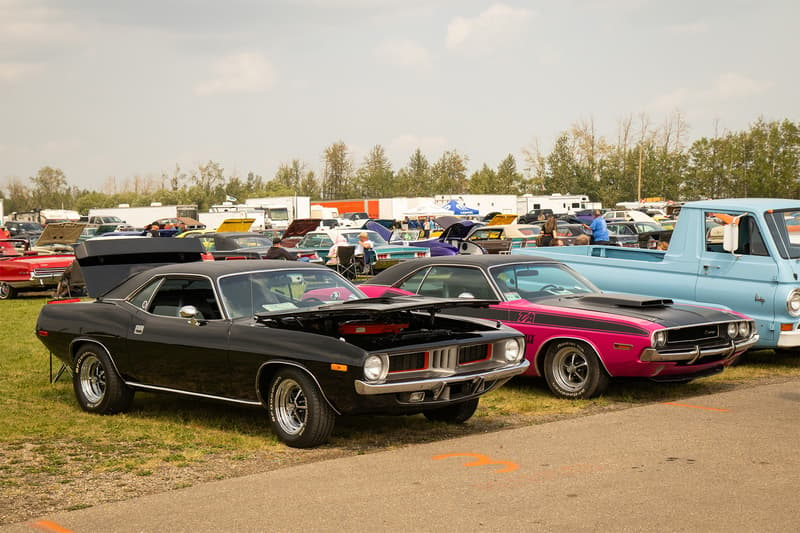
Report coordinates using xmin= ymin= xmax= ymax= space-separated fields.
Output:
xmin=515 ymin=198 xmax=800 ymax=350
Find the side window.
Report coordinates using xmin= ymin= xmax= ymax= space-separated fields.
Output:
xmin=148 ymin=277 xmax=221 ymax=319
xmin=129 ymin=278 xmax=162 ymax=311
xmin=418 ymin=266 xmax=494 ymax=299
xmin=398 ymin=269 xmax=428 ymax=295
xmin=705 ymin=212 xmax=769 ymax=256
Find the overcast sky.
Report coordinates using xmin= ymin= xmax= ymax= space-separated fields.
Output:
xmin=1 ymin=0 xmax=796 ymax=190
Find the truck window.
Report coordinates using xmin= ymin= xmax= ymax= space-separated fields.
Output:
xmin=704 ymin=212 xmax=768 ymax=256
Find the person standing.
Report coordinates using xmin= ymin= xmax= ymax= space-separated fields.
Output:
xmin=588 ymin=210 xmax=610 ymax=245
xmin=265 ymin=238 xmax=296 ymax=260
xmin=538 ymin=215 xmax=557 ymax=247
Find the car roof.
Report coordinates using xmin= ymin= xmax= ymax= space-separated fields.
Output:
xmin=367 ymin=255 xmax=562 ymax=284
xmin=104 ymin=260 xmax=330 ymax=299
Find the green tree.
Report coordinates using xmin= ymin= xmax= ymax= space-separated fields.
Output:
xmin=395 ymin=149 xmax=432 ymax=196
xmin=468 ymin=164 xmax=496 ymax=194
xmin=29 ymin=166 xmax=69 ymax=209
xmin=321 ymin=142 xmax=354 ymax=200
xmin=431 ymin=150 xmax=469 ymax=194
xmin=354 ymin=145 xmax=394 ymax=198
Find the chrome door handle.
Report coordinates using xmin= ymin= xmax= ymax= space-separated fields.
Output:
xmin=702 ymin=264 xmax=720 ymax=270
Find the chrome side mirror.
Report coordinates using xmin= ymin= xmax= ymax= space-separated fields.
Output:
xmin=178 ymin=305 xmax=202 ymax=325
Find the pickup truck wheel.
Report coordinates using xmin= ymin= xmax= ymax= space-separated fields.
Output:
xmin=268 ymin=368 xmax=335 ymax=448
xmin=73 ymin=346 xmax=134 ymax=414
xmin=423 ymin=398 xmax=479 ymax=423
xmin=544 ymin=341 xmax=609 ymax=399
xmin=0 ymin=282 xmax=17 ymax=300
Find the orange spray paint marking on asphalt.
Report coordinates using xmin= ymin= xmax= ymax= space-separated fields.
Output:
xmin=29 ymin=521 xmax=74 ymax=533
xmin=663 ymin=402 xmax=729 ymax=412
xmin=432 ymin=453 xmax=519 ymax=473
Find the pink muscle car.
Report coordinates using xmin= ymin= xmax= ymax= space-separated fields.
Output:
xmin=361 ymin=255 xmax=758 ymax=398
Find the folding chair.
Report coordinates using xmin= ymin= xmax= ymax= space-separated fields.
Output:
xmin=335 ymin=245 xmax=358 ymax=280
xmin=362 ymin=248 xmax=377 ymax=275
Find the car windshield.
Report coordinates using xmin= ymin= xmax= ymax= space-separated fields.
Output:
xmin=218 ymin=269 xmax=365 ymax=318
xmin=103 ymin=217 xmax=124 ymax=223
xmin=342 ymin=231 xmax=387 ymax=245
xmin=766 ymin=209 xmax=800 ymax=259
xmin=489 ymin=263 xmax=599 ymax=300
xmin=230 ymin=236 xmax=272 ymax=248
xmin=19 ymin=222 xmax=43 ymax=232
xmin=297 ymin=233 xmax=333 ymax=248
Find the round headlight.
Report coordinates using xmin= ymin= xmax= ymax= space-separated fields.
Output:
xmin=363 ymin=355 xmax=386 ymax=381
xmin=738 ymin=321 xmax=750 ymax=338
xmin=653 ymin=330 xmax=667 ymax=348
xmin=503 ymin=339 xmax=522 ymax=362
xmin=787 ymin=289 xmax=800 ymax=317
xmin=727 ymin=323 xmax=738 ymax=338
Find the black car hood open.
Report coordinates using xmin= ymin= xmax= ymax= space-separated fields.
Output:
xmin=76 ymin=238 xmax=206 ymax=297
xmin=539 ymin=292 xmax=740 ymax=328
xmin=257 ymin=295 xmax=502 ymax=322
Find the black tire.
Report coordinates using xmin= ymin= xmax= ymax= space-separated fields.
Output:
xmin=423 ymin=398 xmax=479 ymax=423
xmin=268 ymin=368 xmax=335 ymax=448
xmin=73 ymin=345 xmax=134 ymax=414
xmin=0 ymin=282 xmax=17 ymax=300
xmin=543 ymin=340 xmax=609 ymax=399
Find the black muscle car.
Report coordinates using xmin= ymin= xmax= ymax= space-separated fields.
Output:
xmin=36 ymin=254 xmax=528 ymax=448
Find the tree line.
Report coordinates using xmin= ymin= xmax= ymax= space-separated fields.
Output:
xmin=1 ymin=115 xmax=798 ymax=216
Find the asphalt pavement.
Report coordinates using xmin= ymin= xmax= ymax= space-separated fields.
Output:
xmin=5 ymin=378 xmax=800 ymax=532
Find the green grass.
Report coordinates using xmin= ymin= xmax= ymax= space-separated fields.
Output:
xmin=2 ymin=295 xmax=800 ymax=499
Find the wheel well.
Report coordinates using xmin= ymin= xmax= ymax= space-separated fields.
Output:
xmin=256 ymin=361 xmax=340 ymax=415
xmin=535 ymin=337 xmax=607 ymax=377
xmin=70 ymin=340 xmax=105 ymax=364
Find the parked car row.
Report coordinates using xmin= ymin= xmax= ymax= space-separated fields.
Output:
xmin=9 ymin=199 xmax=785 ymax=450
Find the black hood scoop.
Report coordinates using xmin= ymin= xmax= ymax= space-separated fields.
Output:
xmin=577 ymin=293 xmax=673 ymax=308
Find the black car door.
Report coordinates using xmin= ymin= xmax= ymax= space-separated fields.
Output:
xmin=124 ymin=275 xmax=233 ymax=397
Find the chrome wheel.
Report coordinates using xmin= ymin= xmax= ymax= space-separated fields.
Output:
xmin=0 ymin=283 xmax=15 ymax=300
xmin=552 ymin=347 xmax=589 ymax=392
xmin=78 ymin=354 xmax=106 ymax=405
xmin=272 ymin=378 xmax=307 ymax=436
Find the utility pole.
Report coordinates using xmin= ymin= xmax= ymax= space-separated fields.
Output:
xmin=637 ymin=143 xmax=643 ymax=202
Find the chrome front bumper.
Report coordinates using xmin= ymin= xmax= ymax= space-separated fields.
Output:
xmin=640 ymin=334 xmax=760 ymax=364
xmin=354 ymin=359 xmax=529 ymax=395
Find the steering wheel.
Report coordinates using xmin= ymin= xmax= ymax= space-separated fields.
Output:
xmin=539 ymin=284 xmax=560 ymax=293
xmin=299 ymin=297 xmax=324 ymax=307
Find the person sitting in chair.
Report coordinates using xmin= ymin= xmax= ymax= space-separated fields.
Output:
xmin=355 ymin=231 xmax=374 ymax=274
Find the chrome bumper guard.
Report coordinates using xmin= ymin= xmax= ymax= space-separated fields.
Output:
xmin=640 ymin=334 xmax=760 ymax=364
xmin=354 ymin=359 xmax=530 ymax=396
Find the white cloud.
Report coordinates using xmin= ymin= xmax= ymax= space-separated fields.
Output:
xmin=446 ymin=3 xmax=535 ymax=52
xmin=664 ymin=22 xmax=710 ymax=34
xmin=374 ymin=40 xmax=432 ymax=70
xmin=0 ymin=61 xmax=41 ymax=82
xmin=647 ymin=88 xmax=691 ymax=114
xmin=0 ymin=0 xmax=81 ymax=46
xmin=194 ymin=52 xmax=277 ymax=96
xmin=707 ymin=72 xmax=774 ymax=101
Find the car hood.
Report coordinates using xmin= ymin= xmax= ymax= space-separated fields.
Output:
xmin=216 ymin=218 xmax=255 ymax=232
xmin=76 ymin=238 xmax=206 ymax=298
xmin=282 ymin=218 xmax=322 ymax=239
xmin=35 ymin=222 xmax=86 ymax=246
xmin=256 ymin=295 xmax=503 ymax=321
xmin=537 ymin=292 xmax=743 ymax=328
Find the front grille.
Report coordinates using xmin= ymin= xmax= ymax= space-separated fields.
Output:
xmin=430 ymin=347 xmax=458 ymax=370
xmin=667 ymin=324 xmax=722 ymax=344
xmin=32 ymin=267 xmax=67 ymax=279
xmin=389 ymin=352 xmax=426 ymax=373
xmin=458 ymin=344 xmax=490 ymax=365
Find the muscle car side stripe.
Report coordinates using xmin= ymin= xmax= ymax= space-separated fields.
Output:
xmin=446 ymin=307 xmax=649 ymax=336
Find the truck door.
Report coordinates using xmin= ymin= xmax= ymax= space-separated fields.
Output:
xmin=695 ymin=211 xmax=777 ymax=342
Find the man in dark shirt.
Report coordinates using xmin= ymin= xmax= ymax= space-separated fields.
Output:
xmin=265 ymin=238 xmax=296 ymax=260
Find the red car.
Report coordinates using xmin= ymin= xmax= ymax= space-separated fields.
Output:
xmin=0 ymin=223 xmax=84 ymax=300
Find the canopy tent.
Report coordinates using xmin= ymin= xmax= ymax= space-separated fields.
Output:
xmin=402 ymin=203 xmax=454 ymax=217
xmin=442 ymin=199 xmax=479 ymax=216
